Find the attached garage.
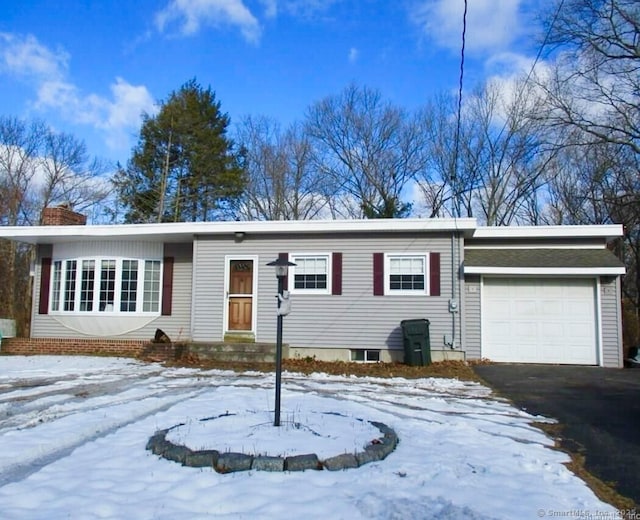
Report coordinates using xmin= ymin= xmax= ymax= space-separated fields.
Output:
xmin=464 ymin=244 xmax=626 ymax=367
xmin=482 ymin=277 xmax=597 ymax=365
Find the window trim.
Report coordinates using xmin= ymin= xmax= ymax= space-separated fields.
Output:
xmin=48 ymin=256 xmax=163 ymax=316
xmin=288 ymin=252 xmax=332 ymax=295
xmin=350 ymin=349 xmax=381 ymax=363
xmin=384 ymin=253 xmax=430 ymax=296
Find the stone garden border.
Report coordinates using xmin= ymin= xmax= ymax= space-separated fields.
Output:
xmin=146 ymin=413 xmax=398 ymax=473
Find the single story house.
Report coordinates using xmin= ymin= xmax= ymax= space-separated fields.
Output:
xmin=0 ymin=205 xmax=626 ymax=366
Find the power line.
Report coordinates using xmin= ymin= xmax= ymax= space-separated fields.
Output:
xmin=495 ymin=0 xmax=566 ymax=141
xmin=451 ymin=0 xmax=468 ymax=218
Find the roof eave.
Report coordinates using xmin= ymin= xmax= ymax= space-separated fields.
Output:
xmin=464 ymin=266 xmax=626 ymax=275
xmin=0 ymin=218 xmax=478 ymax=245
xmin=471 ymin=224 xmax=624 ymax=241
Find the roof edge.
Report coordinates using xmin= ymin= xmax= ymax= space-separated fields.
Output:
xmin=471 ymin=224 xmax=624 ymax=241
xmin=0 ymin=218 xmax=478 ymax=245
xmin=464 ymin=266 xmax=626 ymax=275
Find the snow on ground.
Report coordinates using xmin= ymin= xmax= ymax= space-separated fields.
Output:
xmin=0 ymin=356 xmax=618 ymax=519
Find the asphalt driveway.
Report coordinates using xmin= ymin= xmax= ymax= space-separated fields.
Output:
xmin=473 ymin=365 xmax=640 ymax=507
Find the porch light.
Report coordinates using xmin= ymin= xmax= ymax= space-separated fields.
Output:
xmin=266 ymin=257 xmax=297 ymax=427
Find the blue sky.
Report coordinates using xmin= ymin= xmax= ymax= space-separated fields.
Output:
xmin=0 ymin=0 xmax=541 ymax=166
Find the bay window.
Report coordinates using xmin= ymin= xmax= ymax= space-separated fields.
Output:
xmin=49 ymin=257 xmax=162 ymax=314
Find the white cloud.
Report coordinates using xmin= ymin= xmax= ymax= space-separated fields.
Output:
xmin=278 ymin=0 xmax=342 ymax=18
xmin=485 ymin=51 xmax=536 ymax=78
xmin=0 ymin=32 xmax=68 ymax=80
xmin=348 ymin=47 xmax=359 ymax=64
xmin=260 ymin=0 xmax=278 ymax=18
xmin=0 ymin=33 xmax=155 ymax=153
xmin=411 ymin=0 xmax=522 ymax=55
xmin=155 ymin=0 xmax=261 ymax=43
xmin=483 ymin=51 xmax=552 ymax=114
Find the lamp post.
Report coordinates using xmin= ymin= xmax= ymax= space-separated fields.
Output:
xmin=266 ymin=257 xmax=296 ymax=427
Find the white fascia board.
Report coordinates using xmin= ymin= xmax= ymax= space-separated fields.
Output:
xmin=0 ymin=218 xmax=477 ymax=244
xmin=472 ymin=224 xmax=624 ymax=240
xmin=464 ymin=266 xmax=626 ymax=276
xmin=464 ymin=244 xmax=609 ymax=250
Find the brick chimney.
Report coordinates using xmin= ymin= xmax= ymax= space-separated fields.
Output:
xmin=41 ymin=203 xmax=87 ymax=226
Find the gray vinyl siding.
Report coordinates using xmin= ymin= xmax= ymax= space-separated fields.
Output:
xmin=600 ymin=276 xmax=623 ymax=367
xmin=191 ymin=237 xmax=226 ymax=341
xmin=192 ymin=232 xmax=461 ymax=352
xmin=151 ymin=242 xmax=193 ymax=341
xmin=463 ymin=274 xmax=481 ymax=360
xmin=31 ymin=242 xmax=192 ymax=340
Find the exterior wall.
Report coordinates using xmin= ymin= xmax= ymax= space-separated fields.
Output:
xmin=287 ymin=346 xmax=464 ymax=363
xmin=1 ymin=337 xmax=146 ymax=357
xmin=463 ymin=273 xmax=623 ymax=367
xmin=20 ymin=227 xmax=623 ymax=367
xmin=600 ymin=276 xmax=623 ymax=367
xmin=192 ymin=232 xmax=462 ymax=354
xmin=463 ymin=274 xmax=482 ymax=360
xmin=31 ymin=242 xmax=193 ymax=341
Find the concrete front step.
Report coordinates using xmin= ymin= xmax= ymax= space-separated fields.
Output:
xmin=189 ymin=342 xmax=286 ymax=363
xmin=140 ymin=342 xmax=286 ymax=363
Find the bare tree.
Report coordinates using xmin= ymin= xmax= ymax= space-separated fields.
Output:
xmin=538 ymin=0 xmax=640 ymax=346
xmin=36 ymin=130 xmax=110 ymax=223
xmin=305 ymin=84 xmax=427 ymax=219
xmin=413 ymin=94 xmax=459 ymax=218
xmin=0 ymin=118 xmax=44 ymax=226
xmin=540 ymin=0 xmax=639 ymax=154
xmin=0 ymin=118 xmax=43 ymax=331
xmin=472 ymin=80 xmax=558 ymax=225
xmin=234 ymin=116 xmax=329 ymax=220
xmin=416 ymin=80 xmax=555 ymax=225
xmin=0 ymin=116 xmax=109 ymax=334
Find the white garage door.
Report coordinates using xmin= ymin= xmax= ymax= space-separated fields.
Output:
xmin=483 ymin=278 xmax=598 ymax=365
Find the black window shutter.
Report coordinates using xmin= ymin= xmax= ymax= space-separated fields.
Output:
xmin=429 ymin=252 xmax=441 ymax=296
xmin=373 ymin=253 xmax=384 ymax=296
xmin=332 ymin=253 xmax=342 ymax=295
xmin=39 ymin=257 xmax=52 ymax=314
xmin=162 ymin=257 xmax=174 ymax=316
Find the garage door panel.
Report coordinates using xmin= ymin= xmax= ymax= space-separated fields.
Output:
xmin=483 ymin=278 xmax=597 ymax=365
xmin=513 ymin=321 xmax=538 ymax=339
xmin=541 ymin=322 xmax=563 ymax=339
xmin=514 ymin=300 xmax=537 ymax=316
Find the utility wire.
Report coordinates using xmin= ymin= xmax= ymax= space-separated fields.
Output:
xmin=451 ymin=0 xmax=468 ymax=218
xmin=495 ymin=0 xmax=566 ymax=141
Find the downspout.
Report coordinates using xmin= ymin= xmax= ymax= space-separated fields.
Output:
xmin=446 ymin=226 xmax=461 ymax=349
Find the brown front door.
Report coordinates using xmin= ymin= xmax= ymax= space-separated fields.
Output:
xmin=228 ymin=260 xmax=253 ymax=331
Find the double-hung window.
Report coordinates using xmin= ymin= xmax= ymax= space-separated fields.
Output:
xmin=49 ymin=257 xmax=162 ymax=314
xmin=290 ymin=254 xmax=330 ymax=294
xmin=385 ymin=254 xmax=428 ymax=295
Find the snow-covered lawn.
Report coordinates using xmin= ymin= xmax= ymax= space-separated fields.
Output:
xmin=0 ymin=356 xmax=617 ymax=519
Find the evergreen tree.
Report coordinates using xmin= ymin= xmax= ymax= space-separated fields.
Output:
xmin=113 ymin=79 xmax=245 ymax=222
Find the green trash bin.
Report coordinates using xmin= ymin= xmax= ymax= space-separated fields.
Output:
xmin=400 ymin=319 xmax=431 ymax=366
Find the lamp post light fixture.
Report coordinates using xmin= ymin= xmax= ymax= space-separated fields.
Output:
xmin=266 ymin=257 xmax=296 ymax=427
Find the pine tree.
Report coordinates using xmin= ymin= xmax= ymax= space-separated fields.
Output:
xmin=113 ymin=79 xmax=245 ymax=223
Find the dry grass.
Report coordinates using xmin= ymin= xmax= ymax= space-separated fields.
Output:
xmin=169 ymin=356 xmax=484 ymax=381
